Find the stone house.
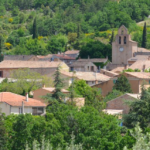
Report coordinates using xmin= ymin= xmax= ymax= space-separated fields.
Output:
xmin=70 ymin=58 xmax=108 ymax=72
xmin=52 ymin=54 xmax=76 ymax=66
xmin=92 ymin=72 xmax=150 ymax=96
xmin=0 ymin=92 xmax=46 ymax=116
xmin=60 ymin=71 xmax=110 ymax=86
xmin=70 ymin=61 xmax=97 ymax=72
xmin=91 ymin=79 xmax=114 ymax=96
xmin=65 ymin=50 xmax=79 ymax=58
xmin=123 ymin=72 xmax=150 ymax=93
xmin=106 ymin=93 xmax=139 ymax=114
xmin=33 ymin=87 xmax=70 ymax=103
xmin=100 ymin=69 xmax=118 ymax=77
xmin=4 ymin=55 xmax=39 ymax=61
xmin=33 ymin=87 xmax=85 ymax=108
xmin=129 ymin=60 xmax=150 ymax=72
xmin=0 ymin=60 xmax=69 ymax=78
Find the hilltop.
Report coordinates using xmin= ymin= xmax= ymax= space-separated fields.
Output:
xmin=0 ymin=0 xmax=150 ymax=55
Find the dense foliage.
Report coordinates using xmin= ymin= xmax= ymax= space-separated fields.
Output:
xmin=113 ymin=74 xmax=132 ymax=93
xmin=0 ymin=0 xmax=149 ymax=56
xmin=3 ymin=104 xmax=123 ymax=150
xmin=124 ymin=86 xmax=150 ymax=129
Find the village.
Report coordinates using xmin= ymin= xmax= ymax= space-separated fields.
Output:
xmin=0 ymin=25 xmax=149 ymax=118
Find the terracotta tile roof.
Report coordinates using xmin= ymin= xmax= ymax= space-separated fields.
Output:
xmin=129 ymin=60 xmax=150 ymax=70
xmin=42 ymin=87 xmax=69 ymax=93
xmin=4 ymin=55 xmax=36 ymax=61
xmin=100 ymin=69 xmax=118 ymax=77
xmin=37 ymin=54 xmax=53 ymax=60
xmin=70 ymin=61 xmax=95 ymax=67
xmin=124 ymin=72 xmax=150 ymax=79
xmin=0 ymin=60 xmax=66 ymax=69
xmin=65 ymin=50 xmax=79 ymax=54
xmin=137 ymin=47 xmax=150 ymax=52
xmin=111 ymin=66 xmax=125 ymax=73
xmin=77 ymin=58 xmax=108 ymax=63
xmin=0 ymin=92 xmax=46 ymax=107
xmin=128 ymin=55 xmax=150 ymax=61
xmin=60 ymin=71 xmax=110 ymax=81
xmin=54 ymin=54 xmax=75 ymax=60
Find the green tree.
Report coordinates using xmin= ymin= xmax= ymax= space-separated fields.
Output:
xmin=79 ymin=41 xmax=112 ymax=61
xmin=124 ymin=86 xmax=150 ymax=129
xmin=45 ymin=66 xmax=65 ymax=104
xmin=1 ymin=68 xmax=53 ymax=95
xmin=71 ymin=80 xmax=104 ymax=111
xmin=124 ymin=124 xmax=150 ymax=150
xmin=0 ymin=110 xmax=7 ymax=150
xmin=142 ymin=22 xmax=147 ymax=48
xmin=104 ymin=89 xmax=124 ymax=102
xmin=113 ymin=74 xmax=132 ymax=93
xmin=33 ymin=17 xmax=38 ymax=39
xmin=109 ymin=30 xmax=114 ymax=45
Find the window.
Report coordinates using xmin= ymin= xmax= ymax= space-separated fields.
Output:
xmin=0 ymin=71 xmax=3 ymax=77
xmin=113 ymin=80 xmax=116 ymax=84
xmin=32 ymin=107 xmax=44 ymax=115
xmin=70 ymin=67 xmax=74 ymax=71
xmin=124 ymin=36 xmax=126 ymax=44
xmin=19 ymin=107 xmax=22 ymax=114
xmin=91 ymin=66 xmax=94 ymax=71
xmin=119 ymin=36 xmax=121 ymax=44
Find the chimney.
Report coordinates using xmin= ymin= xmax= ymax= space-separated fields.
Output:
xmin=143 ymin=64 xmax=146 ymax=72
xmin=95 ymin=80 xmax=98 ymax=85
xmin=26 ymin=93 xmax=28 ymax=102
xmin=22 ymin=101 xmax=24 ymax=114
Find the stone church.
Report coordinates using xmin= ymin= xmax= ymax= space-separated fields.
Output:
xmin=107 ymin=25 xmax=150 ymax=71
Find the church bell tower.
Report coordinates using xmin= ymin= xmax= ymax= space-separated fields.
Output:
xmin=112 ymin=25 xmax=138 ymax=65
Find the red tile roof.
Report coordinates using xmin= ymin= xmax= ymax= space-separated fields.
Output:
xmin=54 ymin=54 xmax=75 ymax=60
xmin=0 ymin=92 xmax=46 ymax=107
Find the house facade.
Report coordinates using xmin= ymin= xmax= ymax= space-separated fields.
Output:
xmin=0 ymin=92 xmax=46 ymax=116
xmin=4 ymin=55 xmax=39 ymax=61
xmin=33 ymin=87 xmax=70 ymax=103
xmin=65 ymin=50 xmax=79 ymax=58
xmin=0 ymin=61 xmax=69 ymax=78
xmin=106 ymin=93 xmax=139 ymax=114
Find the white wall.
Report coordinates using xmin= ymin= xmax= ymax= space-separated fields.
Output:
xmin=0 ymin=102 xmax=46 ymax=116
xmin=0 ymin=102 xmax=11 ymax=116
xmin=11 ymin=106 xmax=33 ymax=115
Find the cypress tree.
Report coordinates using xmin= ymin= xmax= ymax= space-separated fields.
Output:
xmin=32 ymin=17 xmax=38 ymax=39
xmin=142 ymin=22 xmax=147 ymax=48
xmin=113 ymin=74 xmax=132 ymax=93
xmin=77 ymin=23 xmax=81 ymax=39
xmin=109 ymin=30 xmax=114 ymax=45
xmin=0 ymin=35 xmax=4 ymax=62
xmin=52 ymin=66 xmax=65 ymax=103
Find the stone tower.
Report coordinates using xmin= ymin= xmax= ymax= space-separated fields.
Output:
xmin=112 ymin=25 xmax=138 ymax=65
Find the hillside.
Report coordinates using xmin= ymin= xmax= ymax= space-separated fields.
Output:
xmin=0 ymin=0 xmax=150 ymax=56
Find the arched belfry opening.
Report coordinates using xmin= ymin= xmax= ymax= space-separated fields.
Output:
xmin=119 ymin=36 xmax=121 ymax=44
xmin=124 ymin=36 xmax=126 ymax=44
